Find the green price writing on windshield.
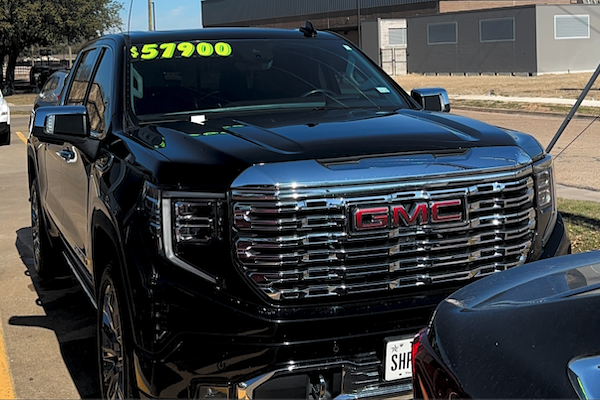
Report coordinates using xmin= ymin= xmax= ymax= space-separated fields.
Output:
xmin=130 ymin=41 xmax=232 ymax=60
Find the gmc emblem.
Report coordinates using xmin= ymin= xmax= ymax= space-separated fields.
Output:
xmin=353 ymin=199 xmax=464 ymax=231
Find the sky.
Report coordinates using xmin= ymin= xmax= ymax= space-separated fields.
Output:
xmin=117 ymin=0 xmax=204 ymax=32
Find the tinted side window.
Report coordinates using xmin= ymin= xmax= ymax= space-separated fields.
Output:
xmin=87 ymin=49 xmax=113 ymax=135
xmin=66 ymin=48 xmax=100 ymax=105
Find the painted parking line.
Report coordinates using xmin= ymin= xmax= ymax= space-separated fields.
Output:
xmin=0 ymin=321 xmax=15 ymax=399
xmin=16 ymin=131 xmax=27 ymax=144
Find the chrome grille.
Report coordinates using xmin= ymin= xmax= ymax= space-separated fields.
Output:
xmin=232 ymin=164 xmax=536 ymax=302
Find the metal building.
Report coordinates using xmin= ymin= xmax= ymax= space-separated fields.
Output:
xmin=407 ymin=4 xmax=600 ymax=75
xmin=201 ymin=0 xmax=586 ymax=75
xmin=202 ymin=0 xmax=439 ymax=45
xmin=362 ymin=19 xmax=408 ymax=75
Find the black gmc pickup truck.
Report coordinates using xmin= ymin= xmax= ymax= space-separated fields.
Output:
xmin=27 ymin=26 xmax=570 ymax=399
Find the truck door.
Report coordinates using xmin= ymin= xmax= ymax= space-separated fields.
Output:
xmin=60 ymin=47 xmax=108 ymax=271
xmin=40 ymin=48 xmax=100 ymax=248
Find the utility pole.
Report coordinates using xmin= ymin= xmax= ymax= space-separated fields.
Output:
xmin=357 ymin=0 xmax=361 ymax=48
xmin=148 ymin=0 xmax=153 ymax=31
xmin=152 ymin=2 xmax=156 ymax=30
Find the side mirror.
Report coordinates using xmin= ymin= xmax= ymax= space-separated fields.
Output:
xmin=411 ymin=88 xmax=451 ymax=112
xmin=32 ymin=105 xmax=89 ymax=138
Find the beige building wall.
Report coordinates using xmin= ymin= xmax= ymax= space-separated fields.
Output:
xmin=535 ymin=4 xmax=600 ymax=74
xmin=379 ymin=19 xmax=408 ymax=75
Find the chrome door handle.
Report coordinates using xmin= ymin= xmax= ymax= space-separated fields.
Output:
xmin=60 ymin=149 xmax=75 ymax=161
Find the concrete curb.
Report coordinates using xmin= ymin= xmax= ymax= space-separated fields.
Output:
xmin=556 ymin=184 xmax=600 ymax=203
xmin=450 ymin=95 xmax=600 ymax=108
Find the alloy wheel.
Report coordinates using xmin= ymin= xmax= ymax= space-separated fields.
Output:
xmin=30 ymin=185 xmax=42 ymax=272
xmin=100 ymin=281 xmax=125 ymax=399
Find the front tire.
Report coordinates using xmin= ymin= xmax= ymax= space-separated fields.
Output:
xmin=98 ymin=266 xmax=137 ymax=399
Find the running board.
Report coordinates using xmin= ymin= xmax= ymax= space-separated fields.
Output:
xmin=62 ymin=251 xmax=97 ymax=309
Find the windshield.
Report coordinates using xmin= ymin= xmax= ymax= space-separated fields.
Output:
xmin=128 ymin=37 xmax=411 ymax=119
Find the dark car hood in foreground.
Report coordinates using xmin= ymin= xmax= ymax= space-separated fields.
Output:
xmin=133 ymin=108 xmax=543 ymax=187
xmin=431 ymin=250 xmax=600 ymax=398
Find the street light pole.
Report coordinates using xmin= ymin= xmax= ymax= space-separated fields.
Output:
xmin=148 ymin=0 xmax=153 ymax=31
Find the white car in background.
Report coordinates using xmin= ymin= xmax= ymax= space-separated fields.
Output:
xmin=0 ymin=91 xmax=10 ymax=145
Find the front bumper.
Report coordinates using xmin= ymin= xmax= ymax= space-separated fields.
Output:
xmin=127 ymin=212 xmax=570 ymax=399
xmin=135 ymin=344 xmax=415 ymax=399
xmin=537 ymin=213 xmax=571 ymax=259
xmin=129 ymin=281 xmax=440 ymax=399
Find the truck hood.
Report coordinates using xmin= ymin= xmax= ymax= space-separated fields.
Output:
xmin=132 ymin=108 xmax=543 ymax=187
xmin=431 ymin=250 xmax=600 ymax=398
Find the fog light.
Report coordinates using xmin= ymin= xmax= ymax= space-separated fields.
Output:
xmin=194 ymin=386 xmax=229 ymax=399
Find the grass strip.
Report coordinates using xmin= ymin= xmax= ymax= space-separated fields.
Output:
xmin=4 ymin=93 xmax=37 ymax=105
xmin=558 ymin=198 xmax=600 ymax=253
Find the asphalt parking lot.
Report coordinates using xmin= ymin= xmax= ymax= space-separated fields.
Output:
xmin=0 ymin=109 xmax=599 ymax=398
xmin=0 ymin=115 xmax=98 ymax=399
xmin=457 ymin=109 xmax=600 ymax=192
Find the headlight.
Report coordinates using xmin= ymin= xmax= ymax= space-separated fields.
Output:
xmin=142 ymin=181 xmax=225 ymax=283
xmin=173 ymin=199 xmax=220 ymax=245
xmin=533 ymin=155 xmax=558 ymax=247
xmin=534 ymin=157 xmax=554 ymax=210
xmin=536 ymin=168 xmax=552 ymax=208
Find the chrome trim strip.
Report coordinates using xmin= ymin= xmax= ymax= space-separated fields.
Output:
xmin=163 ymin=190 xmax=226 ymax=199
xmin=63 ymin=251 xmax=97 ymax=308
xmin=231 ymin=147 xmax=533 ymax=192
xmin=232 ymin=168 xmax=533 ymax=200
xmin=236 ymin=357 xmax=413 ymax=400
xmin=334 ymin=383 xmax=413 ymax=400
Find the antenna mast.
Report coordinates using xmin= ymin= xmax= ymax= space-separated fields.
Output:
xmin=148 ymin=0 xmax=153 ymax=31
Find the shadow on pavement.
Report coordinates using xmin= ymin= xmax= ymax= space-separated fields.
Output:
xmin=9 ymin=227 xmax=100 ymax=398
xmin=560 ymin=212 xmax=600 ymax=230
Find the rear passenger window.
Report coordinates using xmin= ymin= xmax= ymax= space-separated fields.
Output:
xmin=42 ymin=77 xmax=58 ymax=93
xmin=66 ymin=48 xmax=100 ymax=105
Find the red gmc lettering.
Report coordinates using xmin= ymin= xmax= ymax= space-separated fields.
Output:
xmin=354 ymin=207 xmax=388 ymax=230
xmin=353 ymin=199 xmax=464 ymax=231
xmin=392 ymin=203 xmax=427 ymax=227
xmin=431 ymin=199 xmax=462 ymax=222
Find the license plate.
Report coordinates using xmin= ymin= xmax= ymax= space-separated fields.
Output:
xmin=383 ymin=336 xmax=414 ymax=381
